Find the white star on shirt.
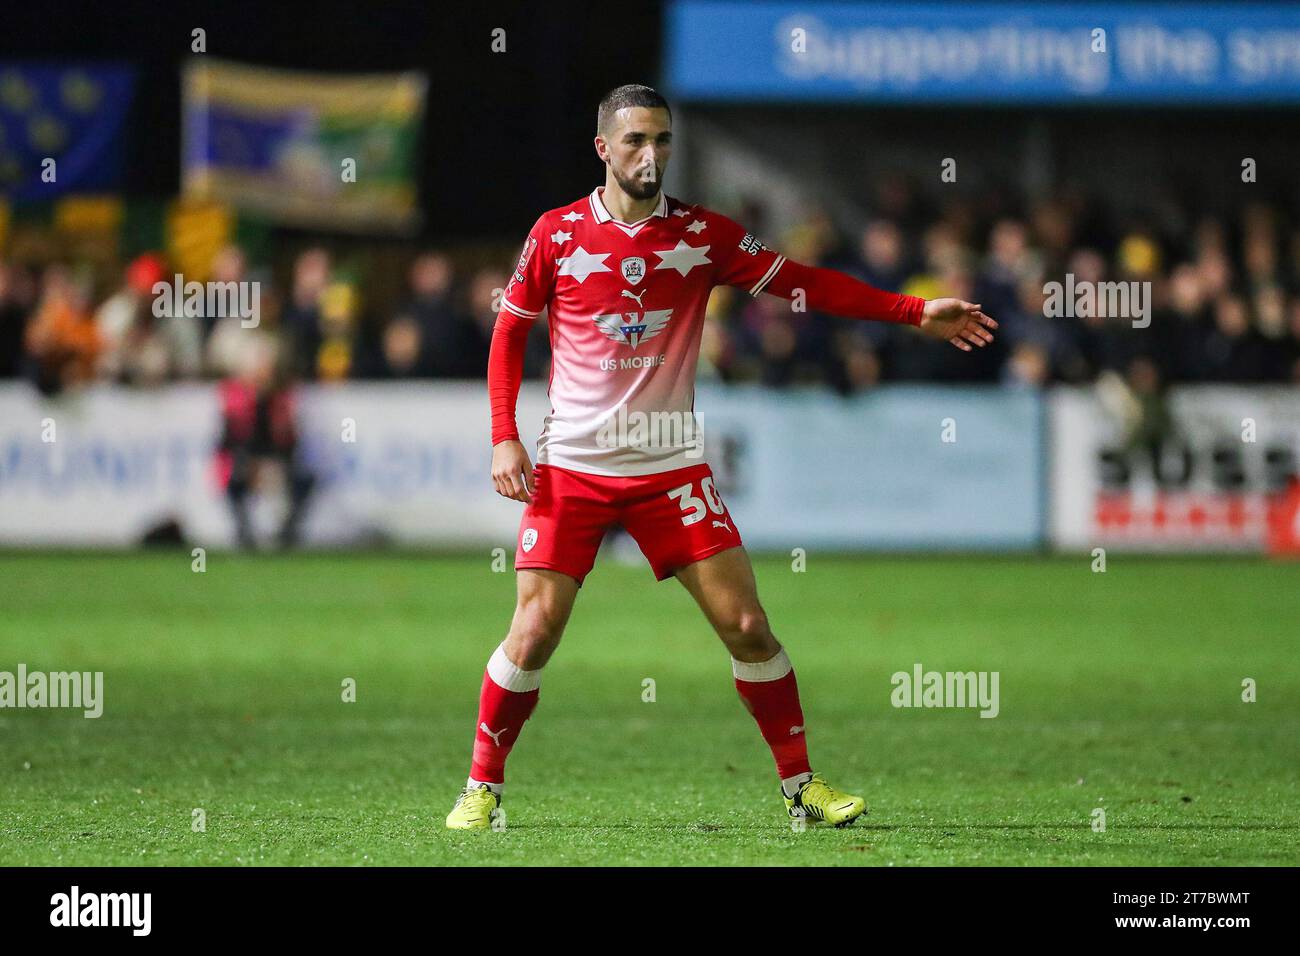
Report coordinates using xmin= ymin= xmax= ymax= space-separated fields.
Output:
xmin=672 ymin=208 xmax=690 ymax=217
xmin=685 ymin=220 xmax=707 ymax=234
xmin=653 ymin=240 xmax=711 ymax=277
xmin=561 ymin=211 xmax=585 ymax=222
xmin=550 ymin=229 xmax=573 ymax=244
xmin=556 ymin=245 xmax=612 ymax=283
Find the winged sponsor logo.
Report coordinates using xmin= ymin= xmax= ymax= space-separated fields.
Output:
xmin=593 ymin=309 xmax=672 ymax=349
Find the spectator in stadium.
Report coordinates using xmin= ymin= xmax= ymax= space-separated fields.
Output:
xmin=856 ymin=219 xmax=911 ymax=293
xmin=1029 ymin=196 xmax=1077 ymax=263
xmin=467 ymin=266 xmax=551 ymax=381
xmin=282 ymin=247 xmax=331 ymax=379
xmin=96 ymin=253 xmax=202 ymax=386
xmin=830 ymin=328 xmax=883 ymax=394
xmin=206 ymin=270 xmax=281 ymax=379
xmin=0 ymin=261 xmax=33 ymax=379
xmin=1153 ymin=261 xmax=1213 ymax=383
xmin=697 ymin=308 xmax=739 ymax=384
xmin=367 ymin=314 xmax=432 ymax=379
xmin=895 ymin=259 xmax=998 ymax=382
xmin=400 ymin=251 xmax=472 ymax=377
xmin=1055 ymin=248 xmax=1135 ymax=382
xmin=835 ymin=220 xmax=909 ymax=367
xmin=749 ymin=295 xmax=800 ymax=387
xmin=1197 ymin=294 xmax=1269 ymax=383
xmin=23 ymin=264 xmax=101 ymax=395
xmin=96 ymin=253 xmax=162 ymax=375
xmin=1193 ymin=244 xmax=1234 ymax=304
xmin=315 ymin=279 xmax=360 ymax=381
xmin=207 ymin=245 xmax=251 ymax=339
xmin=977 ymin=219 xmax=1039 ymax=326
xmin=1004 ymin=340 xmax=1051 ymax=388
xmin=215 ymin=335 xmax=316 ymax=550
xmin=1253 ymin=284 xmax=1287 ymax=343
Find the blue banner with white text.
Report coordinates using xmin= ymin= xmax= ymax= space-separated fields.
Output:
xmin=665 ymin=2 xmax=1300 ymax=104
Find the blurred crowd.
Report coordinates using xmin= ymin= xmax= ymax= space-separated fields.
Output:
xmin=0 ymin=245 xmax=512 ymax=394
xmin=3 ymin=186 xmax=1300 ymax=396
xmin=704 ymin=188 xmax=1300 ymax=394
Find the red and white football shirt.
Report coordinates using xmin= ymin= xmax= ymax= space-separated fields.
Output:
xmin=493 ymin=187 xmax=923 ymax=477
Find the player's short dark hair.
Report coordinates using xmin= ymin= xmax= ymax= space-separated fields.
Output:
xmin=596 ymin=84 xmax=672 ymax=134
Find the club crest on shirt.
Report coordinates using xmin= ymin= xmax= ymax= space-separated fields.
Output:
xmin=620 ymin=256 xmax=646 ymax=286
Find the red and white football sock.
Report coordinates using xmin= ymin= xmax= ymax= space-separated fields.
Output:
xmin=732 ymin=648 xmax=814 ymax=796
xmin=467 ymin=642 xmax=541 ymax=794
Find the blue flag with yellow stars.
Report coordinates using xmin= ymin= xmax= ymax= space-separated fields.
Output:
xmin=0 ymin=64 xmax=136 ymax=201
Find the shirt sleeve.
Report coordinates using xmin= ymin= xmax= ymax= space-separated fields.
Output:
xmin=488 ymin=308 xmax=534 ymax=445
xmin=490 ymin=215 xmax=555 ymax=445
xmin=710 ymin=212 xmax=924 ymax=326
xmin=501 ymin=215 xmax=555 ymax=319
xmin=710 ymin=212 xmax=790 ymax=296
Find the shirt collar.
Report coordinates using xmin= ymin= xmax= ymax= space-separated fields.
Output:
xmin=588 ymin=187 xmax=668 ymax=226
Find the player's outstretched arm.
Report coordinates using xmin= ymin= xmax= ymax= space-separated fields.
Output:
xmin=487 ymin=308 xmax=536 ymax=503
xmin=759 ymin=258 xmax=996 ymax=351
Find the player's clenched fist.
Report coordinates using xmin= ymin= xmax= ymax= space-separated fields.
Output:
xmin=491 ymin=439 xmax=535 ymax=502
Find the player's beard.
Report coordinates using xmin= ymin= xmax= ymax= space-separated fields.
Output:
xmin=613 ymin=162 xmax=662 ymax=201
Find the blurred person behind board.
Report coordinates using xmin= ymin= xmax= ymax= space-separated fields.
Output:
xmin=215 ymin=335 xmax=315 ymax=549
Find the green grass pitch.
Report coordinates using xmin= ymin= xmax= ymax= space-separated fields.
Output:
xmin=0 ymin=551 xmax=1296 ymax=866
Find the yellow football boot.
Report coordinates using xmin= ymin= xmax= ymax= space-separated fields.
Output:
xmin=445 ymin=784 xmax=502 ymax=830
xmin=784 ymin=773 xmax=867 ymax=828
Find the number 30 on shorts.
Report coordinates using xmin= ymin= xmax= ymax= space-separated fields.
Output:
xmin=666 ymin=478 xmax=727 ymax=526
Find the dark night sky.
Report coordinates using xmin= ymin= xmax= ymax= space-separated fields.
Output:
xmin=0 ymin=0 xmax=664 ymax=240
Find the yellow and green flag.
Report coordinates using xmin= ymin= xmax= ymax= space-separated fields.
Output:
xmin=182 ymin=58 xmax=426 ymax=234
